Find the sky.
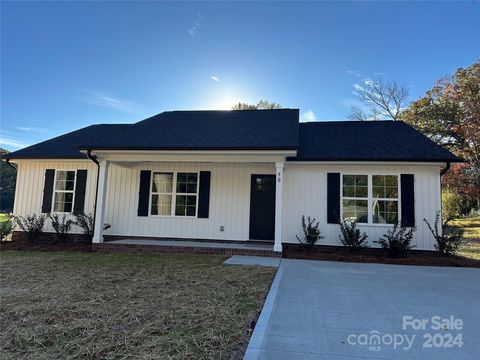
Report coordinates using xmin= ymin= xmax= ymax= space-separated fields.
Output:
xmin=1 ymin=1 xmax=479 ymax=151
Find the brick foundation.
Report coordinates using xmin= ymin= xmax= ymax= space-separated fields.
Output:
xmin=93 ymin=242 xmax=281 ymax=257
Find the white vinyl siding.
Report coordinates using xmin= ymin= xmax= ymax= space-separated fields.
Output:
xmin=283 ymin=164 xmax=442 ymax=250
xmin=13 ymin=161 xmax=97 ymax=234
xmin=12 ymin=160 xmax=442 ymax=250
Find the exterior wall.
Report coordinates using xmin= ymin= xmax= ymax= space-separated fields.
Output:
xmin=103 ymin=161 xmax=275 ymax=241
xmin=12 ymin=160 xmax=442 ymax=250
xmin=282 ymin=163 xmax=442 ymax=250
xmin=13 ymin=160 xmax=98 ymax=234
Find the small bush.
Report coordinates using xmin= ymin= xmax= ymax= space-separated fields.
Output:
xmin=338 ymin=219 xmax=368 ymax=250
xmin=424 ymin=211 xmax=464 ymax=256
xmin=13 ymin=214 xmax=46 ymax=242
xmin=376 ymin=224 xmax=416 ymax=258
xmin=73 ymin=212 xmax=111 ymax=242
xmin=49 ymin=213 xmax=75 ymax=243
xmin=296 ymin=215 xmax=324 ymax=252
xmin=0 ymin=217 xmax=13 ymax=240
xmin=442 ymin=188 xmax=462 ymax=221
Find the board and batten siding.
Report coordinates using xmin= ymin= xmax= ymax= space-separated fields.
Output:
xmin=13 ymin=161 xmax=98 ymax=234
xmin=13 ymin=160 xmax=442 ymax=250
xmin=282 ymin=164 xmax=442 ymax=250
xmin=104 ymin=162 xmax=275 ymax=241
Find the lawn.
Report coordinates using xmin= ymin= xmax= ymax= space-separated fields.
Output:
xmin=0 ymin=213 xmax=10 ymax=223
xmin=0 ymin=251 xmax=276 ymax=359
xmin=451 ymin=217 xmax=480 ymax=260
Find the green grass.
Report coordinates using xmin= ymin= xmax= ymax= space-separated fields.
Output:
xmin=0 ymin=213 xmax=10 ymax=223
xmin=0 ymin=251 xmax=276 ymax=359
xmin=451 ymin=217 xmax=480 ymax=260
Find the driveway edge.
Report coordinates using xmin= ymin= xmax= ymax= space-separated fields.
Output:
xmin=244 ymin=261 xmax=284 ymax=359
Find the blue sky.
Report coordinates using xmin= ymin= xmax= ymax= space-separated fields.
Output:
xmin=1 ymin=1 xmax=479 ymax=151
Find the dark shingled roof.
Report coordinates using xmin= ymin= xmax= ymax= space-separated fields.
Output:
xmin=78 ymin=109 xmax=300 ymax=150
xmin=3 ymin=124 xmax=131 ymax=160
xmin=288 ymin=121 xmax=461 ymax=162
xmin=3 ymin=110 xmax=461 ymax=163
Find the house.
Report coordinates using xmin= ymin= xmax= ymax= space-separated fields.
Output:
xmin=4 ymin=109 xmax=461 ymax=252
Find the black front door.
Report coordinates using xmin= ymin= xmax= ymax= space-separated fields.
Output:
xmin=249 ymin=175 xmax=276 ymax=241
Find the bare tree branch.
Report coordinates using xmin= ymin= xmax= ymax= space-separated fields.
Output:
xmin=350 ymin=78 xmax=410 ymax=121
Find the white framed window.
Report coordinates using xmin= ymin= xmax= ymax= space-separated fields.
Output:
xmin=151 ymin=172 xmax=174 ymax=216
xmin=341 ymin=174 xmax=400 ymax=225
xmin=372 ymin=175 xmax=399 ymax=224
xmin=53 ymin=170 xmax=76 ymax=213
xmin=342 ymin=174 xmax=368 ymax=224
xmin=150 ymin=172 xmax=198 ymax=217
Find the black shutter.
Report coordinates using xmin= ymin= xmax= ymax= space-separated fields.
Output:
xmin=137 ymin=170 xmax=151 ymax=216
xmin=401 ymin=174 xmax=415 ymax=227
xmin=327 ymin=173 xmax=341 ymax=224
xmin=198 ymin=171 xmax=211 ymax=218
xmin=41 ymin=169 xmax=55 ymax=213
xmin=73 ymin=170 xmax=88 ymax=214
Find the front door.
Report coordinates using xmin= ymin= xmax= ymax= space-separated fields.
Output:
xmin=249 ymin=174 xmax=276 ymax=241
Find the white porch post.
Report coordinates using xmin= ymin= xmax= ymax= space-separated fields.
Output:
xmin=92 ymin=160 xmax=109 ymax=244
xmin=274 ymin=161 xmax=284 ymax=252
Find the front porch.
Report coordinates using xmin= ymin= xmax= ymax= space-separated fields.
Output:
xmin=93 ymin=238 xmax=280 ymax=257
xmin=88 ymin=150 xmax=293 ymax=254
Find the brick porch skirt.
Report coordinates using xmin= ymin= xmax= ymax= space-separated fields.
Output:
xmin=92 ymin=242 xmax=281 ymax=257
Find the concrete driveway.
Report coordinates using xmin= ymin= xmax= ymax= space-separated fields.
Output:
xmin=245 ymin=259 xmax=480 ymax=360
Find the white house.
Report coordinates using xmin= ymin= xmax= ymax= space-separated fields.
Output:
xmin=4 ymin=109 xmax=461 ymax=252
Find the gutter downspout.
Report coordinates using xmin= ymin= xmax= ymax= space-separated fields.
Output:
xmin=5 ymin=159 xmax=18 ymax=170
xmin=440 ymin=162 xmax=451 ymax=176
xmin=86 ymin=150 xmax=100 ymax=238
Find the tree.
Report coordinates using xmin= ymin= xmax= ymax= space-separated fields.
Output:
xmin=0 ymin=148 xmax=17 ymax=212
xmin=401 ymin=61 xmax=480 ymax=211
xmin=348 ymin=78 xmax=410 ymax=121
xmin=232 ymin=100 xmax=282 ymax=110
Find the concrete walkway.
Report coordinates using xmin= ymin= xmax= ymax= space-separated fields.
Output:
xmin=245 ymin=259 xmax=480 ymax=360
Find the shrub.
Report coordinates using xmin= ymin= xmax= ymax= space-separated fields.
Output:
xmin=442 ymin=188 xmax=462 ymax=221
xmin=0 ymin=217 xmax=13 ymax=240
xmin=13 ymin=214 xmax=46 ymax=242
xmin=338 ymin=219 xmax=368 ymax=250
xmin=424 ymin=211 xmax=464 ymax=256
xmin=48 ymin=213 xmax=75 ymax=243
xmin=376 ymin=224 xmax=416 ymax=258
xmin=73 ymin=212 xmax=111 ymax=242
xmin=296 ymin=215 xmax=324 ymax=251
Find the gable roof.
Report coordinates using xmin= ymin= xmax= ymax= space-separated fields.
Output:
xmin=79 ymin=109 xmax=300 ymax=150
xmin=3 ymin=109 xmax=461 ymax=163
xmin=288 ymin=120 xmax=461 ymax=162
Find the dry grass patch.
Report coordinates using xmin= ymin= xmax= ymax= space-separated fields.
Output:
xmin=451 ymin=217 xmax=480 ymax=260
xmin=0 ymin=251 xmax=275 ymax=359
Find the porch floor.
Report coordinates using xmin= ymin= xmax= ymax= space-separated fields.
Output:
xmin=93 ymin=239 xmax=280 ymax=257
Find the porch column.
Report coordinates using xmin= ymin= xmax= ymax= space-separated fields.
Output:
xmin=92 ymin=160 xmax=109 ymax=243
xmin=274 ymin=161 xmax=284 ymax=252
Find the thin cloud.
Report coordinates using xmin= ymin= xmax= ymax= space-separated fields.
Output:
xmin=374 ymin=72 xmax=386 ymax=76
xmin=0 ymin=135 xmax=29 ymax=149
xmin=346 ymin=70 xmax=355 ymax=75
xmin=300 ymin=110 xmax=317 ymax=122
xmin=188 ymin=12 xmax=202 ymax=37
xmin=77 ymin=90 xmax=142 ymax=114
xmin=16 ymin=126 xmax=48 ymax=133
xmin=210 ymin=75 xmax=220 ymax=82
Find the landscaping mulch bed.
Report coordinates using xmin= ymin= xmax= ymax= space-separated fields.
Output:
xmin=0 ymin=239 xmax=92 ymax=252
xmin=0 ymin=251 xmax=275 ymax=359
xmin=283 ymin=244 xmax=480 ymax=268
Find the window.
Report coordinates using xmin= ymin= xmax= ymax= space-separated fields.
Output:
xmin=53 ymin=170 xmax=76 ymax=212
xmin=341 ymin=174 xmax=400 ymax=225
xmin=372 ymin=175 xmax=399 ymax=224
xmin=150 ymin=172 xmax=198 ymax=217
xmin=151 ymin=173 xmax=173 ymax=215
xmin=342 ymin=175 xmax=368 ymax=223
xmin=175 ymin=173 xmax=198 ymax=216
